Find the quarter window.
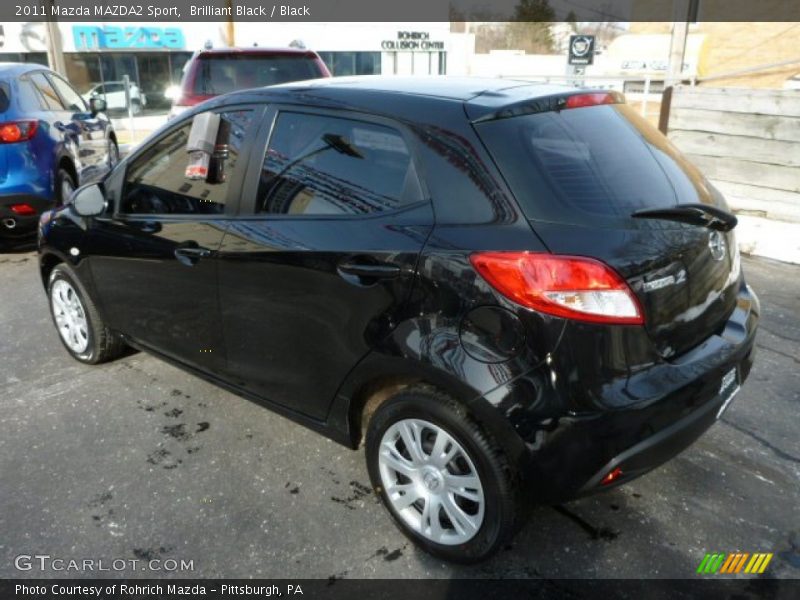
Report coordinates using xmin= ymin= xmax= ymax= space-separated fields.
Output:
xmin=258 ymin=112 xmax=423 ymax=216
xmin=49 ymin=75 xmax=88 ymax=113
xmin=121 ymin=110 xmax=252 ymax=215
xmin=16 ymin=77 xmax=44 ymax=110
xmin=29 ymin=72 xmax=64 ymax=111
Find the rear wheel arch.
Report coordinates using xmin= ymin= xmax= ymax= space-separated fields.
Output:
xmin=40 ymin=252 xmax=64 ymax=289
xmin=57 ymin=156 xmax=78 ymax=188
xmin=340 ymin=357 xmax=528 ymax=466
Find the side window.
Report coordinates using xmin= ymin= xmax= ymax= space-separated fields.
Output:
xmin=258 ymin=112 xmax=423 ymax=215
xmin=29 ymin=72 xmax=64 ymax=111
xmin=15 ymin=77 xmax=44 ymax=111
xmin=49 ymin=75 xmax=88 ymax=113
xmin=121 ymin=109 xmax=253 ymax=215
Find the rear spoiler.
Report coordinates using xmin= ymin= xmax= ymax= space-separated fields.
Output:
xmin=471 ymin=90 xmax=625 ymax=124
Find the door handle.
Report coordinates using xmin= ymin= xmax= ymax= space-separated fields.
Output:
xmin=337 ymin=260 xmax=401 ymax=283
xmin=174 ymin=246 xmax=212 ymax=266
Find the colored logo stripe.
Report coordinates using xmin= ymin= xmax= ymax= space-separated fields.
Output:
xmin=745 ymin=553 xmax=773 ymax=574
xmin=697 ymin=552 xmax=773 ymax=574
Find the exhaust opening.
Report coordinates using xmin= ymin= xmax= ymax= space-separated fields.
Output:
xmin=3 ymin=218 xmax=16 ymax=229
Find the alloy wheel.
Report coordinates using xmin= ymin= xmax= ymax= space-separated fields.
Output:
xmin=51 ymin=279 xmax=90 ymax=354
xmin=378 ymin=418 xmax=485 ymax=545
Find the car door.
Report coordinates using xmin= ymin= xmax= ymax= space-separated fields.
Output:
xmin=217 ymin=107 xmax=434 ymax=420
xmin=47 ymin=73 xmax=108 ymax=180
xmin=105 ymin=83 xmax=125 ymax=110
xmin=86 ymin=106 xmax=262 ymax=375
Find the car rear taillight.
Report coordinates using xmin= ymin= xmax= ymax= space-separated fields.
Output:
xmin=175 ymin=93 xmax=213 ymax=108
xmin=10 ymin=203 xmax=36 ymax=216
xmin=564 ymin=92 xmax=620 ymax=109
xmin=0 ymin=120 xmax=38 ymax=143
xmin=470 ymin=252 xmax=643 ymax=325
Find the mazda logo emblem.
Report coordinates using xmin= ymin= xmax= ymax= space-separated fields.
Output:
xmin=708 ymin=231 xmax=726 ymax=261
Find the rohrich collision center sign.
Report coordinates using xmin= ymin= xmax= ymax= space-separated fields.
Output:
xmin=382 ymin=31 xmax=444 ymax=51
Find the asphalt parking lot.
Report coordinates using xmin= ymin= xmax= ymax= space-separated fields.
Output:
xmin=1 ymin=245 xmax=798 ymax=580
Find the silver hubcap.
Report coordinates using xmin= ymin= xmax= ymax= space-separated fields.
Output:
xmin=51 ymin=280 xmax=90 ymax=354
xmin=378 ymin=418 xmax=485 ymax=546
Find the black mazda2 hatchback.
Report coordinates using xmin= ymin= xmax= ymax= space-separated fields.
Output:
xmin=38 ymin=77 xmax=758 ymax=563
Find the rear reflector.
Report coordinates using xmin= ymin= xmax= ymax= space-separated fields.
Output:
xmin=10 ymin=203 xmax=36 ymax=216
xmin=470 ymin=252 xmax=643 ymax=325
xmin=600 ymin=467 xmax=623 ymax=486
xmin=0 ymin=120 xmax=38 ymax=143
xmin=564 ymin=92 xmax=620 ymax=109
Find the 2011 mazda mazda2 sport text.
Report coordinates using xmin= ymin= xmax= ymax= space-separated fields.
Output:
xmin=38 ymin=77 xmax=759 ymax=563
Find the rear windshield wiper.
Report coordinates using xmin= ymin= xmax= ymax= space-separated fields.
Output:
xmin=631 ymin=203 xmax=737 ymax=231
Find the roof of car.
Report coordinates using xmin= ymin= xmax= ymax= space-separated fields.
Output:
xmin=0 ymin=62 xmax=50 ymax=77
xmin=234 ymin=76 xmax=583 ymax=120
xmin=197 ymin=46 xmax=318 ymax=56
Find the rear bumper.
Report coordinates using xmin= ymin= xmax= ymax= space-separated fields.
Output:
xmin=0 ymin=193 xmax=54 ymax=239
xmin=519 ymin=282 xmax=759 ymax=503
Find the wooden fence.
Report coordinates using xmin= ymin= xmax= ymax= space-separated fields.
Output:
xmin=666 ymin=86 xmax=800 ymax=222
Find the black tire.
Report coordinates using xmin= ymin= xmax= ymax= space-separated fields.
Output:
xmin=47 ymin=264 xmax=125 ymax=364
xmin=54 ymin=167 xmax=76 ymax=207
xmin=365 ymin=385 xmax=520 ymax=563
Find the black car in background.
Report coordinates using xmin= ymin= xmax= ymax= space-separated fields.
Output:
xmin=38 ymin=77 xmax=758 ymax=562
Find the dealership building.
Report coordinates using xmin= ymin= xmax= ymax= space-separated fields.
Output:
xmin=0 ymin=21 xmax=457 ymax=112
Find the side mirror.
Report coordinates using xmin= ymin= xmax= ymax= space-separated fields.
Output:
xmin=71 ymin=184 xmax=106 ymax=217
xmin=89 ymin=97 xmax=106 ymax=115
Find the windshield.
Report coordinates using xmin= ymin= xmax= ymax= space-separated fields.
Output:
xmin=193 ymin=55 xmax=322 ymax=95
xmin=476 ymin=103 xmax=713 ymax=228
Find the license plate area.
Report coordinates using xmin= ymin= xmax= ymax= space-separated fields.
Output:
xmin=716 ymin=366 xmax=740 ymax=419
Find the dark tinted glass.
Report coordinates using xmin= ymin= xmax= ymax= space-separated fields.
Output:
xmin=122 ymin=110 xmax=252 ymax=215
xmin=477 ymin=103 xmax=710 ymax=227
xmin=258 ymin=112 xmax=423 ymax=216
xmin=29 ymin=73 xmax=64 ymax=111
xmin=192 ymin=55 xmax=322 ymax=95
xmin=0 ymin=82 xmax=9 ymax=113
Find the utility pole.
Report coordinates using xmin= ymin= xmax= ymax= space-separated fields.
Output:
xmin=666 ymin=0 xmax=698 ymax=86
xmin=45 ymin=4 xmax=66 ymax=76
xmin=225 ymin=0 xmax=235 ymax=46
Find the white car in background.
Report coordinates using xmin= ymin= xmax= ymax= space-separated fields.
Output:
xmin=83 ymin=82 xmax=147 ymax=114
xmin=784 ymin=74 xmax=800 ymax=90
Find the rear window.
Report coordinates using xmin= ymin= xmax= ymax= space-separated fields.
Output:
xmin=0 ymin=82 xmax=9 ymax=113
xmin=476 ymin=103 xmax=709 ymax=228
xmin=191 ymin=55 xmax=322 ymax=95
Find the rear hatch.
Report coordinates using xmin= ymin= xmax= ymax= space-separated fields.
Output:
xmin=474 ymin=92 xmax=741 ymax=359
xmin=178 ymin=51 xmax=329 ymax=108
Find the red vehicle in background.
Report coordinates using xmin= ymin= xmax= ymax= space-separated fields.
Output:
xmin=169 ymin=47 xmax=330 ymax=118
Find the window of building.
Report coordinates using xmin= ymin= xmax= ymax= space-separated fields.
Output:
xmin=317 ymin=52 xmax=381 ymax=76
xmin=29 ymin=72 xmax=64 ymax=111
xmin=0 ymin=53 xmax=48 ymax=66
xmin=122 ymin=110 xmax=253 ymax=215
xmin=258 ymin=112 xmax=423 ymax=216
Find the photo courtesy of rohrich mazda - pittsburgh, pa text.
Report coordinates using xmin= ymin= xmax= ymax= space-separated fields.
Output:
xmin=38 ymin=76 xmax=758 ymax=563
